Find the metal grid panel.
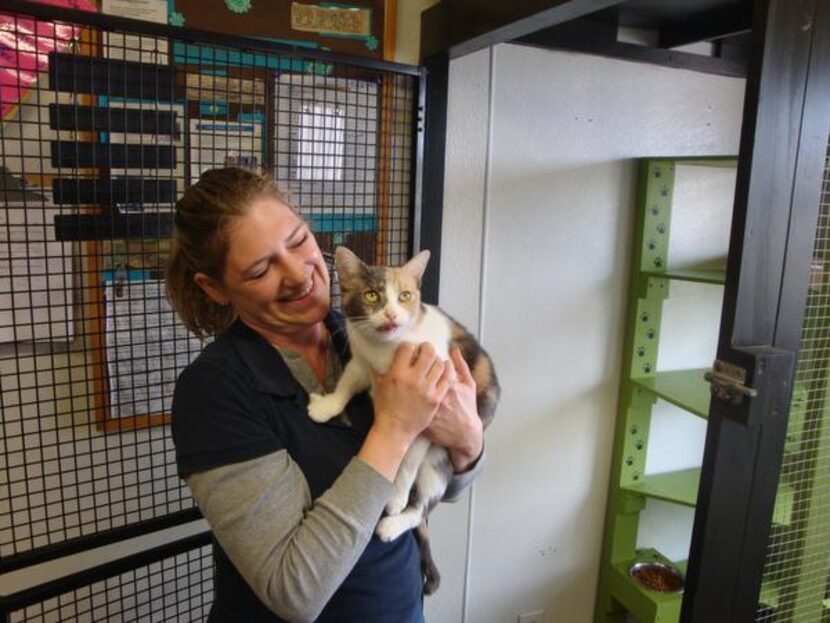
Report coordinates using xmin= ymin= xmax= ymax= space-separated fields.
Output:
xmin=756 ymin=141 xmax=830 ymax=621
xmin=6 ymin=541 xmax=213 ymax=622
xmin=0 ymin=5 xmax=417 ymax=568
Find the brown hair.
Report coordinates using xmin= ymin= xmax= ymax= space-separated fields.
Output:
xmin=165 ymin=167 xmax=287 ymax=338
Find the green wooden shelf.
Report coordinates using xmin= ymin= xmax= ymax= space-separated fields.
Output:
xmin=646 ymin=156 xmax=738 ymax=168
xmin=608 ymin=549 xmax=684 ymax=623
xmin=620 ymin=456 xmax=792 ymax=522
xmin=759 ymin=582 xmax=781 ymax=610
xmin=622 ymin=468 xmax=700 ymax=507
xmin=642 ymin=268 xmax=726 ymax=285
xmin=772 ymin=481 xmax=794 ymax=527
xmin=631 ymin=369 xmax=712 ymax=419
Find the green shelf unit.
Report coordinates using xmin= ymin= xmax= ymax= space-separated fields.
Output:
xmin=595 ymin=157 xmax=738 ymax=623
xmin=631 ymin=369 xmax=712 ymax=419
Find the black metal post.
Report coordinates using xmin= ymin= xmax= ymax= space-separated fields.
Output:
xmin=417 ymin=53 xmax=449 ymax=304
xmin=682 ymin=0 xmax=830 ymax=620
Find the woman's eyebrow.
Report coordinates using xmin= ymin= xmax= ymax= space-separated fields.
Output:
xmin=241 ymin=222 xmax=306 ymax=274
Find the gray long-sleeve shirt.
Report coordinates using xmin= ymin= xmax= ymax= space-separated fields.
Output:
xmin=184 ymin=340 xmax=485 ymax=622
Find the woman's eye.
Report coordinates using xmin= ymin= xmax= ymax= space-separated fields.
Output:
xmin=291 ymin=233 xmax=309 ymax=248
xmin=363 ymin=290 xmax=379 ymax=304
xmin=399 ymin=291 xmax=412 ymax=303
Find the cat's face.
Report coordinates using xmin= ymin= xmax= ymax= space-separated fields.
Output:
xmin=335 ymin=247 xmax=430 ymax=343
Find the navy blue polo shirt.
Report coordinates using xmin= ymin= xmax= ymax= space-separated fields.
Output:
xmin=171 ymin=313 xmax=423 ymax=622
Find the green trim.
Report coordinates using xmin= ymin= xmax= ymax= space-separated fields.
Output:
xmin=171 ymin=41 xmax=332 ymax=75
xmin=225 ymin=0 xmax=252 ymax=14
xmin=640 ymin=161 xmax=674 ymax=274
xmin=103 ymin=269 xmax=154 ymax=283
xmin=306 ymin=213 xmax=376 ymax=233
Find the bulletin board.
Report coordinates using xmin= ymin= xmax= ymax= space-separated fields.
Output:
xmin=169 ymin=0 xmax=387 ymax=59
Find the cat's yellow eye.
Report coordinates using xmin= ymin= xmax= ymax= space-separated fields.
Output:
xmin=399 ymin=291 xmax=413 ymax=303
xmin=363 ymin=290 xmax=380 ymax=304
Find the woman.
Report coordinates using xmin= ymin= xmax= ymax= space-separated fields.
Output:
xmin=166 ymin=168 xmax=485 ymax=623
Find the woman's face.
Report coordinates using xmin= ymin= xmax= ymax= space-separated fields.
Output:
xmin=196 ymin=196 xmax=331 ymax=338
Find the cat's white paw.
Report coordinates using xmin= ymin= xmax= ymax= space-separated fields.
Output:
xmin=385 ymin=491 xmax=409 ymax=516
xmin=376 ymin=515 xmax=410 ymax=542
xmin=307 ymin=393 xmax=343 ymax=423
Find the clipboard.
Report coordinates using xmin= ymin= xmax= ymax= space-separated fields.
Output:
xmin=94 ymin=264 xmax=204 ymax=432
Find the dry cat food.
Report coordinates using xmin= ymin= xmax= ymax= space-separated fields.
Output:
xmin=629 ymin=561 xmax=685 ymax=592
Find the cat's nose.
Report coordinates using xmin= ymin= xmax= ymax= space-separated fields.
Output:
xmin=384 ymin=310 xmax=398 ymax=321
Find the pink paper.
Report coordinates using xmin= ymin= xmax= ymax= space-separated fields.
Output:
xmin=1 ymin=0 xmax=97 ymax=118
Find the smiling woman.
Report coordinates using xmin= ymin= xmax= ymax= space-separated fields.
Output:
xmin=193 ymin=195 xmax=331 ymax=351
xmin=164 ymin=167 xmax=487 ymax=623
xmin=165 ymin=168 xmax=291 ymax=339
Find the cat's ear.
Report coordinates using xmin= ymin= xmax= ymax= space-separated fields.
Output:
xmin=401 ymin=250 xmax=430 ymax=282
xmin=335 ymin=246 xmax=368 ymax=289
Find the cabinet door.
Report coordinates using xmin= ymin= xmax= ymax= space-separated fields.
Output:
xmin=681 ymin=1 xmax=830 ymax=621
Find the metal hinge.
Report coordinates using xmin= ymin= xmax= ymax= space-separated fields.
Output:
xmin=704 ymin=360 xmax=758 ymax=405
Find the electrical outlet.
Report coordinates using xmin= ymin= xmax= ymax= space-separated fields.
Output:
xmin=517 ymin=611 xmax=544 ymax=623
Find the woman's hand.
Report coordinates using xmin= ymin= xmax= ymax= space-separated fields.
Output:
xmin=360 ymin=343 xmax=453 ymax=481
xmin=423 ymin=347 xmax=484 ymax=473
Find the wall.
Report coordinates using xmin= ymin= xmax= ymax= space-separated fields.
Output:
xmin=394 ymin=0 xmax=439 ymax=64
xmin=436 ymin=44 xmax=745 ymax=622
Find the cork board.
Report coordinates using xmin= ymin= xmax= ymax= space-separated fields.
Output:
xmin=169 ymin=0 xmax=385 ymax=59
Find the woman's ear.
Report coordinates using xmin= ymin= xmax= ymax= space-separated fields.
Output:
xmin=193 ymin=272 xmax=230 ymax=306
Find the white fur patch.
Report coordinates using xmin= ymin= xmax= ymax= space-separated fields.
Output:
xmin=307 ymin=393 xmax=345 ymax=423
xmin=376 ymin=509 xmax=423 ymax=542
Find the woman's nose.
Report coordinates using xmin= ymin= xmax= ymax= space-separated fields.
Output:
xmin=283 ymin=256 xmax=308 ymax=284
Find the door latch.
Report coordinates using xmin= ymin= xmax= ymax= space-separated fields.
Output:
xmin=704 ymin=360 xmax=758 ymax=405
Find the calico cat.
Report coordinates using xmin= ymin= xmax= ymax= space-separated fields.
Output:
xmin=307 ymin=246 xmax=499 ymax=594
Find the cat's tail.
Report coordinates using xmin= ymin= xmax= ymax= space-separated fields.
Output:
xmin=415 ymin=518 xmax=441 ymax=595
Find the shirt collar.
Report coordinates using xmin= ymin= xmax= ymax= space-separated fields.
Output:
xmin=224 ymin=311 xmax=350 ymax=397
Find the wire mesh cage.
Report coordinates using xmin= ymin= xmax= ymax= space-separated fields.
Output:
xmin=756 ymin=141 xmax=830 ymax=621
xmin=0 ymin=2 xmax=419 ymax=571
xmin=2 ymin=533 xmax=214 ymax=622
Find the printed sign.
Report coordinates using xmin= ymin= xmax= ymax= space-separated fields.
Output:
xmin=291 ymin=2 xmax=371 ymax=37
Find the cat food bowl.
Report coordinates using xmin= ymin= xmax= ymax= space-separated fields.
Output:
xmin=629 ymin=561 xmax=684 ymax=593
